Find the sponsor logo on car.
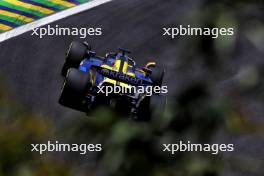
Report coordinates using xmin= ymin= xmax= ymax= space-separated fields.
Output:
xmin=99 ymin=68 xmax=144 ymax=85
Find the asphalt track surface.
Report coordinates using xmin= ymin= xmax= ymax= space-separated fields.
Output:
xmin=0 ymin=0 xmax=263 ymax=175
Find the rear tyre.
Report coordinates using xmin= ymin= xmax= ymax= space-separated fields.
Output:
xmin=150 ymin=65 xmax=165 ymax=86
xmin=59 ymin=68 xmax=91 ymax=112
xmin=137 ymin=96 xmax=151 ymax=121
xmin=149 ymin=94 xmax=167 ymax=119
xmin=137 ymin=94 xmax=167 ymax=122
xmin=61 ymin=41 xmax=87 ymax=76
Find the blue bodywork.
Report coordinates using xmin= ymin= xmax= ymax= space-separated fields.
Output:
xmin=78 ymin=53 xmax=153 ymax=87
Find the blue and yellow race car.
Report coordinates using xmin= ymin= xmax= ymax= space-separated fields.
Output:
xmin=59 ymin=41 xmax=166 ymax=121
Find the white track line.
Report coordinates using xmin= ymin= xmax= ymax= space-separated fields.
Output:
xmin=0 ymin=0 xmax=113 ymax=43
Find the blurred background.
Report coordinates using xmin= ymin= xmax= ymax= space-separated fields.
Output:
xmin=0 ymin=0 xmax=263 ymax=175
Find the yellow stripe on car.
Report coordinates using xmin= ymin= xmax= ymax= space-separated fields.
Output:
xmin=101 ymin=60 xmax=135 ymax=87
xmin=0 ymin=23 xmax=12 ymax=30
xmin=0 ymin=10 xmax=34 ymax=23
xmin=100 ymin=64 xmax=117 ymax=85
xmin=122 ymin=61 xmax=128 ymax=73
xmin=103 ymin=78 xmax=117 ymax=85
xmin=123 ymin=63 xmax=136 ymax=77
xmin=126 ymin=71 xmax=135 ymax=77
xmin=4 ymin=0 xmax=54 ymax=14
xmin=48 ymin=0 xmax=75 ymax=8
xmin=120 ymin=82 xmax=130 ymax=88
xmin=101 ymin=64 xmax=113 ymax=70
xmin=113 ymin=59 xmax=121 ymax=71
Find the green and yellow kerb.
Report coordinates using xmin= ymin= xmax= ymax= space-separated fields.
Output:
xmin=0 ymin=0 xmax=91 ymax=33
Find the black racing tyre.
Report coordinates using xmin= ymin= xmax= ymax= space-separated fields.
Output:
xmin=150 ymin=65 xmax=165 ymax=86
xmin=61 ymin=62 xmax=71 ymax=77
xmin=59 ymin=68 xmax=91 ymax=112
xmin=149 ymin=94 xmax=167 ymax=119
xmin=61 ymin=41 xmax=87 ymax=76
xmin=137 ymin=94 xmax=167 ymax=121
xmin=137 ymin=96 xmax=151 ymax=121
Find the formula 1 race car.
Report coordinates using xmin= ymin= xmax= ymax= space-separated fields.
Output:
xmin=59 ymin=41 xmax=166 ymax=121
